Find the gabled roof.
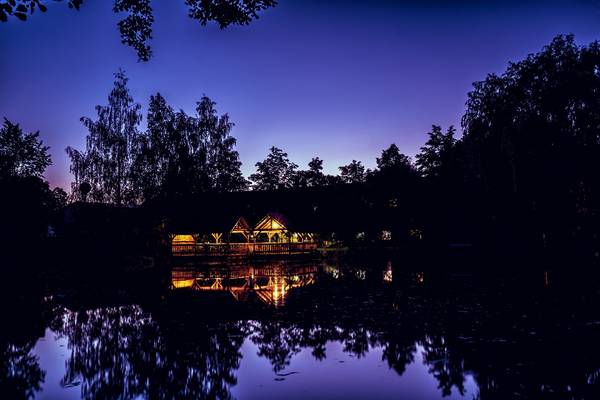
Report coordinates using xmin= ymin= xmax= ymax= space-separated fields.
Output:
xmin=231 ymin=217 xmax=250 ymax=233
xmin=253 ymin=213 xmax=288 ymax=232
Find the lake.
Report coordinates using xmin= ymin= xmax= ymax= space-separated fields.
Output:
xmin=2 ymin=256 xmax=600 ymax=399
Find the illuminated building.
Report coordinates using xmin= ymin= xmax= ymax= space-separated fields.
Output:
xmin=171 ymin=213 xmax=318 ymax=256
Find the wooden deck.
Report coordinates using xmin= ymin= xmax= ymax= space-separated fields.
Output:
xmin=172 ymin=242 xmax=318 ymax=257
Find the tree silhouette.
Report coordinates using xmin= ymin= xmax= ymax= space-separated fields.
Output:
xmin=199 ymin=96 xmax=248 ymax=192
xmin=292 ymin=157 xmax=330 ymax=188
xmin=250 ymin=146 xmax=298 ymax=190
xmin=66 ymin=73 xmax=248 ymax=204
xmin=370 ymin=143 xmax=416 ymax=185
xmin=131 ymin=93 xmax=247 ymax=201
xmin=460 ymin=34 xmax=600 ymax=256
xmin=130 ymin=92 xmax=178 ymax=201
xmin=0 ymin=118 xmax=51 ymax=179
xmin=54 ymin=305 xmax=248 ymax=400
xmin=66 ymin=70 xmax=142 ymax=205
xmin=0 ymin=117 xmax=63 ymax=245
xmin=78 ymin=182 xmax=91 ymax=202
xmin=339 ymin=160 xmax=367 ymax=184
xmin=0 ymin=0 xmax=277 ymax=61
xmin=415 ymin=126 xmax=456 ymax=179
xmin=0 ymin=340 xmax=45 ymax=400
xmin=376 ymin=144 xmax=411 ymax=172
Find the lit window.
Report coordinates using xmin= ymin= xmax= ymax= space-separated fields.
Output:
xmin=409 ymin=228 xmax=423 ymax=240
xmin=356 ymin=269 xmax=366 ymax=280
xmin=380 ymin=230 xmax=392 ymax=241
xmin=172 ymin=234 xmax=195 ymax=244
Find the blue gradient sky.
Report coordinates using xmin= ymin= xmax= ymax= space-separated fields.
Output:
xmin=1 ymin=0 xmax=599 ymax=189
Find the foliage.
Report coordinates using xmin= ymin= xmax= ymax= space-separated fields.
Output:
xmin=415 ymin=125 xmax=457 ymax=179
xmin=372 ymin=143 xmax=415 ymax=182
xmin=0 ymin=0 xmax=276 ymax=61
xmin=53 ymin=305 xmax=247 ymax=400
xmin=0 ymin=117 xmax=66 ymax=244
xmin=376 ymin=144 xmax=411 ymax=172
xmin=0 ymin=118 xmax=51 ymax=179
xmin=67 ymin=73 xmax=247 ymax=204
xmin=0 ymin=341 xmax=45 ymax=400
xmin=132 ymin=93 xmax=248 ymax=201
xmin=113 ymin=0 xmax=154 ymax=62
xmin=185 ymin=0 xmax=276 ymax=27
xmin=250 ymin=146 xmax=298 ymax=190
xmin=462 ymin=35 xmax=600 ymax=209
xmin=339 ymin=160 xmax=367 ymax=184
xmin=51 ymin=186 xmax=68 ymax=210
xmin=199 ymin=96 xmax=248 ymax=192
xmin=66 ymin=70 xmax=142 ymax=205
xmin=0 ymin=175 xmax=58 ymax=241
xmin=292 ymin=157 xmax=337 ymax=188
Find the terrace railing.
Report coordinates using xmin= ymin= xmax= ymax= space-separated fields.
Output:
xmin=172 ymin=241 xmax=317 ymax=256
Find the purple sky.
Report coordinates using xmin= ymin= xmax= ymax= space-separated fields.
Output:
xmin=1 ymin=0 xmax=599 ymax=190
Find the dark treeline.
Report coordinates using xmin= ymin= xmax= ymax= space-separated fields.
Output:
xmin=3 ymin=34 xmax=600 ymax=262
xmin=62 ymin=69 xmax=419 ymax=200
xmin=65 ymin=70 xmax=248 ymax=205
xmin=0 ymin=118 xmax=67 ymax=248
xmin=63 ymin=69 xmax=418 ymax=204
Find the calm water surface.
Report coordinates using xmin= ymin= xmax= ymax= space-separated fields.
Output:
xmin=3 ymin=258 xmax=600 ymax=399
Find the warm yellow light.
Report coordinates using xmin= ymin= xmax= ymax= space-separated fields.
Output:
xmin=172 ymin=279 xmax=195 ymax=289
xmin=172 ymin=234 xmax=195 ymax=244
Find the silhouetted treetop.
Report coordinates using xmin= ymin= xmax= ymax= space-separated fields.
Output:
xmin=0 ymin=117 xmax=51 ymax=179
xmin=133 ymin=93 xmax=248 ymax=199
xmin=186 ymin=0 xmax=276 ymax=28
xmin=339 ymin=160 xmax=367 ymax=184
xmin=250 ymin=146 xmax=298 ymax=190
xmin=67 ymin=72 xmax=247 ymax=204
xmin=113 ymin=0 xmax=154 ymax=62
xmin=0 ymin=117 xmax=66 ymax=244
xmin=461 ymin=34 xmax=600 ymax=199
xmin=415 ymin=125 xmax=456 ymax=179
xmin=292 ymin=157 xmax=335 ymax=188
xmin=376 ymin=144 xmax=410 ymax=172
xmin=0 ymin=0 xmax=277 ymax=61
xmin=66 ymin=69 xmax=142 ymax=205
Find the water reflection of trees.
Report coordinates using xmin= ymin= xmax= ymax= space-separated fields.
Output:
xmin=0 ymin=340 xmax=45 ymax=399
xmin=36 ymin=266 xmax=600 ymax=400
xmin=245 ymin=269 xmax=600 ymax=399
xmin=53 ymin=305 xmax=248 ymax=400
xmin=0 ymin=290 xmax=46 ymax=400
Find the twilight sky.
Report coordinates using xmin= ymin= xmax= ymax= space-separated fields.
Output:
xmin=1 ymin=0 xmax=599 ymax=190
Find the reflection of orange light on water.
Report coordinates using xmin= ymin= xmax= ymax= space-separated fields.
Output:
xmin=383 ymin=270 xmax=392 ymax=282
xmin=383 ymin=262 xmax=393 ymax=282
xmin=271 ymin=277 xmax=287 ymax=306
xmin=170 ymin=267 xmax=316 ymax=307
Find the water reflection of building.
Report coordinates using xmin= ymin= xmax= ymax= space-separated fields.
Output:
xmin=383 ymin=261 xmax=393 ymax=282
xmin=171 ymin=263 xmax=318 ymax=306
